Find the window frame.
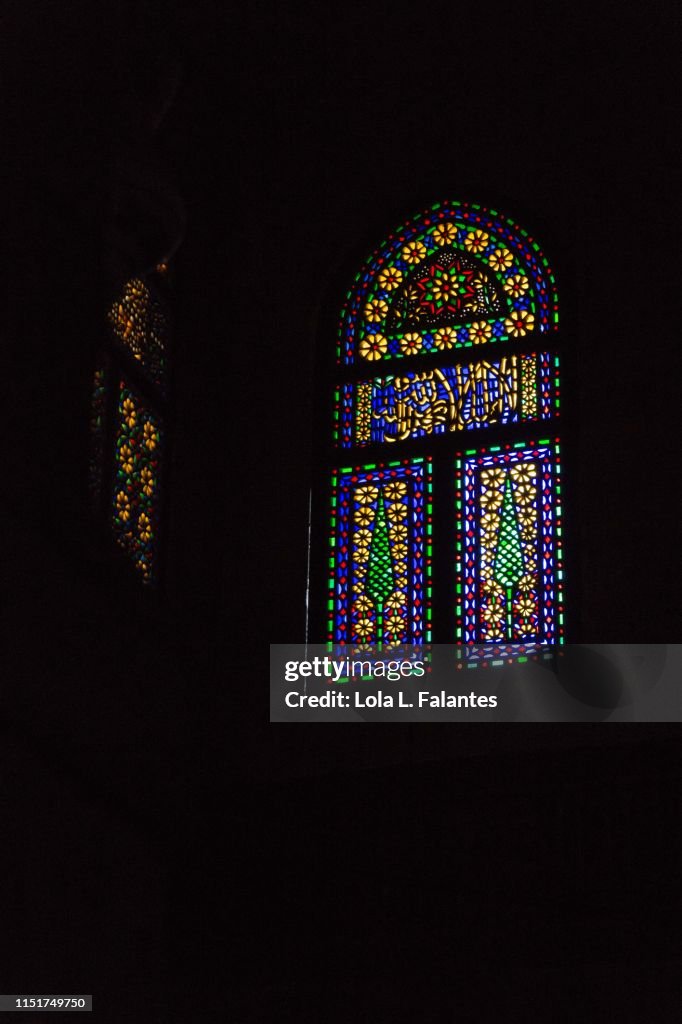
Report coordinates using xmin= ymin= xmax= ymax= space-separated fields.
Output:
xmin=309 ymin=200 xmax=571 ymax=654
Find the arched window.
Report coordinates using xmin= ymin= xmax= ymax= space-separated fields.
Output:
xmin=89 ymin=265 xmax=171 ymax=584
xmin=316 ymin=201 xmax=563 ymax=665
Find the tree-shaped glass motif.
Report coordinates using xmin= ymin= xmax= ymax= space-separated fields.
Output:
xmin=493 ymin=474 xmax=525 ymax=639
xmin=365 ymin=492 xmax=395 ymax=641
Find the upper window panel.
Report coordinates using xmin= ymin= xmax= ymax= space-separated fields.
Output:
xmin=339 ymin=201 xmax=558 ymax=365
xmin=108 ymin=277 xmax=169 ymax=391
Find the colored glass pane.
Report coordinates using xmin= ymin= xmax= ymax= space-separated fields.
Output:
xmin=339 ymin=201 xmax=557 ymax=364
xmin=456 ymin=440 xmax=563 ymax=662
xmin=328 ymin=459 xmax=432 ymax=644
xmin=108 ymin=278 xmax=168 ymax=390
xmin=111 ymin=381 xmax=162 ymax=582
xmin=336 ymin=352 xmax=558 ymax=447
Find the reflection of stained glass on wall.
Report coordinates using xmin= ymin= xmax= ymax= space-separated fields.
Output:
xmin=111 ymin=381 xmax=162 ymax=582
xmin=456 ymin=440 xmax=563 ymax=663
xmin=336 ymin=353 xmax=559 ymax=447
xmin=108 ymin=278 xmax=168 ymax=390
xmin=328 ymin=459 xmax=432 ymax=644
xmin=89 ymin=362 xmax=108 ymax=507
xmin=339 ymin=201 xmax=558 ymax=365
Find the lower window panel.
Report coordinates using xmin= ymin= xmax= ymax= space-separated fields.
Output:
xmin=456 ymin=438 xmax=564 ymax=662
xmin=328 ymin=458 xmax=432 ymax=645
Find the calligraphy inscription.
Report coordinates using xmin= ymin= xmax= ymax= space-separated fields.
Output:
xmin=368 ymin=355 xmax=524 ymax=443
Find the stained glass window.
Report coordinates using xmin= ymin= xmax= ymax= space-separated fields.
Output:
xmin=321 ymin=201 xmax=564 ymax=657
xmin=89 ymin=267 xmax=171 ymax=584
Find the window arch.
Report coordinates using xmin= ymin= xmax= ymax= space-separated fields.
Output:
xmin=89 ymin=265 xmax=172 ymax=584
xmin=318 ymin=201 xmax=564 ymax=665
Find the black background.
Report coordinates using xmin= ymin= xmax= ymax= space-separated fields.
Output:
xmin=1 ymin=1 xmax=681 ymax=1020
